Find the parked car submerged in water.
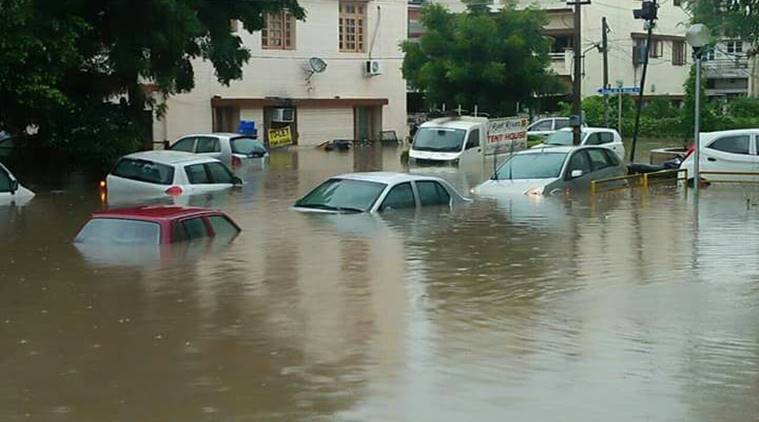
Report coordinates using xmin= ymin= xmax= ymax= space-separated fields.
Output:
xmin=532 ymin=127 xmax=625 ymax=160
xmin=168 ymin=133 xmax=268 ymax=167
xmin=293 ymin=172 xmax=470 ymax=213
xmin=473 ymin=146 xmax=626 ymax=196
xmin=104 ymin=151 xmax=242 ymax=199
xmin=680 ymin=129 xmax=759 ymax=183
xmin=0 ymin=162 xmax=34 ymax=206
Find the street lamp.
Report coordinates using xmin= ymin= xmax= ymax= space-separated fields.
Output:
xmin=686 ymin=23 xmax=711 ymax=195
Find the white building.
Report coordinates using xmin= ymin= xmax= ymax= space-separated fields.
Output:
xmin=154 ymin=0 xmax=408 ymax=146
xmin=703 ymin=40 xmax=758 ymax=98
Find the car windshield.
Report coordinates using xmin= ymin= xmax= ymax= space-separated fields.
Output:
xmin=111 ymin=158 xmax=174 ymax=185
xmin=75 ymin=218 xmax=161 ymax=245
xmin=412 ymin=127 xmax=466 ymax=152
xmin=544 ymin=130 xmax=576 ymax=146
xmin=231 ymin=137 xmax=267 ymax=156
xmin=295 ymin=178 xmax=387 ymax=213
xmin=496 ymin=152 xmax=568 ymax=180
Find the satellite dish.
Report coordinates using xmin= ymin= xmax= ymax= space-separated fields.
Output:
xmin=309 ymin=57 xmax=327 ymax=73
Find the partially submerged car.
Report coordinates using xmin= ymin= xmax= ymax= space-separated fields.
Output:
xmin=532 ymin=127 xmax=625 ymax=160
xmin=527 ymin=117 xmax=572 ymax=138
xmin=680 ymin=129 xmax=759 ymax=183
xmin=168 ymin=133 xmax=268 ymax=167
xmin=293 ymin=172 xmax=470 ymax=213
xmin=104 ymin=151 xmax=242 ymax=198
xmin=74 ymin=206 xmax=241 ymax=245
xmin=0 ymin=162 xmax=34 ymax=206
xmin=473 ymin=146 xmax=626 ymax=196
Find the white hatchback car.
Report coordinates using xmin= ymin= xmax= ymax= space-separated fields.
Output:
xmin=532 ymin=127 xmax=626 ymax=160
xmin=168 ymin=133 xmax=268 ymax=167
xmin=105 ymin=151 xmax=242 ymax=198
xmin=294 ymin=172 xmax=470 ymax=213
xmin=680 ymin=129 xmax=759 ymax=182
xmin=0 ymin=162 xmax=34 ymax=205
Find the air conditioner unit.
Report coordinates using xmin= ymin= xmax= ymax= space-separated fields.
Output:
xmin=364 ymin=60 xmax=383 ymax=76
xmin=272 ymin=108 xmax=295 ymax=123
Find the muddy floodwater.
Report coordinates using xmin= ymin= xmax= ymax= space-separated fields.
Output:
xmin=2 ymin=143 xmax=759 ymax=421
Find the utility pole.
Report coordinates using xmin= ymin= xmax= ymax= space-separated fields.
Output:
xmin=602 ymin=17 xmax=610 ymax=128
xmin=569 ymin=0 xmax=590 ymax=146
xmin=630 ymin=0 xmax=658 ymax=162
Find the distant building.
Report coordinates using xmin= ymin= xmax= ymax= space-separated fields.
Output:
xmin=153 ymin=0 xmax=408 ymax=146
xmin=703 ymin=40 xmax=757 ymax=98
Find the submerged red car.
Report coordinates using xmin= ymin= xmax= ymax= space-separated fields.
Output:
xmin=74 ymin=206 xmax=241 ymax=245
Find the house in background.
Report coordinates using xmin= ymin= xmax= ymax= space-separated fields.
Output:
xmin=154 ymin=0 xmax=408 ymax=147
xmin=703 ymin=40 xmax=757 ymax=98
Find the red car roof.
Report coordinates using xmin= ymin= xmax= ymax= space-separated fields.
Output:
xmin=92 ymin=206 xmax=221 ymax=222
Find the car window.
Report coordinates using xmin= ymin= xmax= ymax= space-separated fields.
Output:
xmin=585 ymin=133 xmax=602 ymax=145
xmin=587 ymin=148 xmax=611 ymax=171
xmin=295 ymin=179 xmax=387 ymax=212
xmin=417 ymin=181 xmax=451 ymax=206
xmin=756 ymin=135 xmax=759 ymax=155
xmin=75 ymin=218 xmax=161 ymax=245
xmin=171 ymin=138 xmax=195 ymax=152
xmin=208 ymin=215 xmax=240 ymax=238
xmin=185 ymin=163 xmax=210 ymax=184
xmin=0 ymin=168 xmax=12 ymax=192
xmin=566 ymin=151 xmax=591 ymax=177
xmin=205 ymin=162 xmax=234 ymax=184
xmin=465 ymin=129 xmax=480 ymax=149
xmin=171 ymin=222 xmax=189 ymax=243
xmin=529 ymin=119 xmax=553 ymax=131
xmin=231 ymin=137 xmax=267 ymax=156
xmin=380 ymin=182 xmax=416 ymax=211
xmin=111 ymin=158 xmax=175 ymax=185
xmin=496 ymin=152 xmax=568 ymax=179
xmin=708 ymin=135 xmax=751 ymax=155
xmin=196 ymin=137 xmax=221 ymax=153
xmin=182 ymin=217 xmax=209 ymax=240
xmin=554 ymin=119 xmax=570 ymax=129
xmin=600 ymin=132 xmax=615 ymax=144
xmin=602 ymin=149 xmax=621 ymax=166
xmin=544 ymin=130 xmax=574 ymax=145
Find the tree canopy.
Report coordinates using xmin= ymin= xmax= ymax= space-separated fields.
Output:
xmin=0 ymin=0 xmax=302 ymax=169
xmin=401 ymin=3 xmax=561 ymax=116
xmin=689 ymin=0 xmax=758 ymax=55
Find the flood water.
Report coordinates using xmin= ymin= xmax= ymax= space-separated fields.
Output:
xmin=2 ymin=143 xmax=759 ymax=421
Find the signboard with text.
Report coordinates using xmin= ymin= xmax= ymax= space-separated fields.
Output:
xmin=485 ymin=117 xmax=528 ymax=155
xmin=268 ymin=126 xmax=293 ymax=148
xmin=597 ymin=86 xmax=640 ymax=95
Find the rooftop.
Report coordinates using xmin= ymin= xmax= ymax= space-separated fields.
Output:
xmin=124 ymin=150 xmax=218 ymax=165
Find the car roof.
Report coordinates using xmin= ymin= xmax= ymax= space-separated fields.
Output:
xmin=331 ymin=171 xmax=444 ymax=184
xmin=702 ymin=128 xmax=759 ymax=139
xmin=122 ymin=150 xmax=220 ymax=165
xmin=178 ymin=132 xmax=260 ymax=140
xmin=419 ymin=117 xmax=487 ymax=130
xmin=518 ymin=146 xmax=577 ymax=155
xmin=555 ymin=127 xmax=615 ymax=134
xmin=91 ymin=206 xmax=223 ymax=222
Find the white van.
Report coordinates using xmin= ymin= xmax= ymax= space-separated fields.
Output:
xmin=408 ymin=117 xmax=488 ymax=165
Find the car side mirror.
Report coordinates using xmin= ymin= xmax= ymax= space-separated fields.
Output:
xmin=9 ymin=179 xmax=18 ymax=194
xmin=232 ymin=176 xmax=243 ymax=186
xmin=163 ymin=140 xmax=171 ymax=150
xmin=570 ymin=169 xmax=583 ymax=178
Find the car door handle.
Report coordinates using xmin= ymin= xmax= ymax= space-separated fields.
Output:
xmin=707 ymin=157 xmax=717 ymax=162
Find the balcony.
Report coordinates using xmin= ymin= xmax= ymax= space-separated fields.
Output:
xmin=703 ymin=58 xmax=750 ymax=79
xmin=549 ymin=50 xmax=573 ymax=76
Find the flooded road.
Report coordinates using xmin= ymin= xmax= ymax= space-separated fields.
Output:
xmin=2 ymin=144 xmax=759 ymax=421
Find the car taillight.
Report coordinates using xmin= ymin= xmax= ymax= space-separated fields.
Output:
xmin=165 ymin=186 xmax=183 ymax=196
xmin=231 ymin=156 xmax=242 ymax=167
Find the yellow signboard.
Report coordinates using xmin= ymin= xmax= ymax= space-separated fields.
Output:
xmin=268 ymin=126 xmax=293 ymax=148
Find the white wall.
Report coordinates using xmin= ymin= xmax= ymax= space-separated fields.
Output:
xmin=298 ymin=107 xmax=354 ymax=145
xmin=157 ymin=0 xmax=408 ymax=143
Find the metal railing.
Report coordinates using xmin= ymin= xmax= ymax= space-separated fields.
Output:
xmin=591 ymin=168 xmax=687 ymax=194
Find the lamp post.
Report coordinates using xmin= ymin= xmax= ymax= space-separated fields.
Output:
xmin=686 ymin=24 xmax=711 ymax=196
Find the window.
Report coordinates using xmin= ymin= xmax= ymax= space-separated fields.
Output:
xmin=295 ymin=178 xmax=386 ymax=212
xmin=554 ymin=119 xmax=570 ymax=129
xmin=566 ymin=151 xmax=591 ymax=177
xmin=185 ymin=162 xmax=235 ymax=184
xmin=185 ymin=164 xmax=210 ymax=184
xmin=208 ymin=215 xmax=240 ymax=238
xmin=339 ymin=1 xmax=366 ymax=52
xmin=380 ymin=183 xmax=415 ymax=211
xmin=75 ymin=219 xmax=161 ymax=245
xmin=182 ymin=218 xmax=209 ymax=240
xmin=262 ymin=11 xmax=295 ymax=50
xmin=195 ymin=137 xmax=220 ymax=153
xmin=171 ymin=222 xmax=188 ymax=243
xmin=231 ymin=137 xmax=267 ymax=156
xmin=708 ymin=135 xmax=751 ymax=155
xmin=585 ymin=133 xmax=602 ymax=145
xmin=416 ymin=181 xmax=451 ymax=206
xmin=600 ymin=132 xmax=614 ymax=144
xmin=171 ymin=138 xmax=196 ymax=152
xmin=726 ymin=41 xmax=743 ymax=54
xmin=649 ymin=40 xmax=662 ymax=58
xmin=603 ymin=149 xmax=621 ymax=166
xmin=672 ymin=40 xmax=687 ymax=66
xmin=0 ymin=168 xmax=12 ymax=192
xmin=496 ymin=152 xmax=568 ymax=180
xmin=704 ymin=48 xmax=715 ymax=61
xmin=205 ymin=162 xmax=234 ymax=184
xmin=587 ymin=148 xmax=612 ymax=171
xmin=466 ymin=129 xmax=480 ymax=149
xmin=412 ymin=127 xmax=466 ymax=152
xmin=112 ymin=159 xmax=175 ymax=185
xmin=673 ymin=0 xmax=682 ymax=5
xmin=529 ymin=119 xmax=552 ymax=132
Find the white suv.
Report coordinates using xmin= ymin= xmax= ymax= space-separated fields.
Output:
xmin=105 ymin=151 xmax=242 ymax=198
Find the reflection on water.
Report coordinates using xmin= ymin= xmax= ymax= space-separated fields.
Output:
xmin=2 ymin=145 xmax=759 ymax=421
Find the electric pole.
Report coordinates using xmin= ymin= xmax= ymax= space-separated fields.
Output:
xmin=602 ymin=17 xmax=610 ymax=128
xmin=630 ymin=0 xmax=658 ymax=162
xmin=569 ymin=0 xmax=590 ymax=146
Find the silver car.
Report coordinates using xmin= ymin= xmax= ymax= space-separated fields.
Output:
xmin=473 ymin=146 xmax=626 ymax=196
xmin=168 ymin=133 xmax=268 ymax=167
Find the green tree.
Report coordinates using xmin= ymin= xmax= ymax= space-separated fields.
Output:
xmin=401 ymin=3 xmax=560 ymax=116
xmin=0 ymin=0 xmax=303 ymax=170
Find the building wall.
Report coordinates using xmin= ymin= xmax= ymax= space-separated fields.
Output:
xmin=155 ymin=0 xmax=408 ymax=145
